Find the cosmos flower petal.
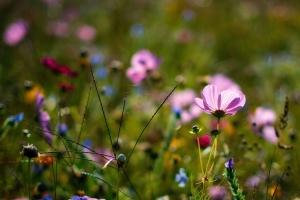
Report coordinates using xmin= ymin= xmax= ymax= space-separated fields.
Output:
xmin=201 ymin=85 xmax=220 ymax=111
xmin=219 ymin=90 xmax=240 ymax=111
xmin=195 ymin=98 xmax=211 ymax=114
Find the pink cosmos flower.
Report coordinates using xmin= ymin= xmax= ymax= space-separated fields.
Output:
xmin=195 ymin=85 xmax=246 ymax=118
xmin=126 ymin=65 xmax=147 ymax=85
xmin=3 ymin=19 xmax=27 ymax=46
xmin=249 ymin=107 xmax=278 ymax=143
xmin=126 ymin=49 xmax=161 ymax=85
xmin=209 ymin=74 xmax=241 ymax=91
xmin=131 ymin=49 xmax=160 ymax=73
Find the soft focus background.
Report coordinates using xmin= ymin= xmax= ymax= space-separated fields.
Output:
xmin=1 ymin=0 xmax=300 ymax=199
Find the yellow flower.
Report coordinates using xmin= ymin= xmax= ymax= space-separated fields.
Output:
xmin=24 ymin=85 xmax=44 ymax=104
xmin=269 ymin=185 xmax=281 ymax=199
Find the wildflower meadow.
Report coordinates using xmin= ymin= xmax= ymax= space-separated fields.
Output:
xmin=1 ymin=0 xmax=300 ymax=199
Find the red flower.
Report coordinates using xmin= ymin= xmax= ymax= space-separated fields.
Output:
xmin=59 ymin=82 xmax=74 ymax=92
xmin=41 ymin=57 xmax=78 ymax=77
xmin=196 ymin=134 xmax=211 ymax=149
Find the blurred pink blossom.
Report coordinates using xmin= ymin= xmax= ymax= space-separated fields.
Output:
xmin=47 ymin=21 xmax=69 ymax=37
xmin=169 ymin=89 xmax=202 ymax=124
xmin=245 ymin=172 xmax=265 ymax=187
xmin=131 ymin=49 xmax=160 ymax=73
xmin=3 ymin=19 xmax=27 ymax=46
xmin=126 ymin=49 xmax=161 ymax=85
xmin=209 ymin=74 xmax=241 ymax=91
xmin=208 ymin=186 xmax=227 ymax=200
xmin=126 ymin=65 xmax=147 ymax=85
xmin=195 ymin=85 xmax=246 ymax=118
xmin=249 ymin=107 xmax=278 ymax=143
xmin=249 ymin=107 xmax=276 ymax=126
xmin=76 ymin=25 xmax=97 ymax=41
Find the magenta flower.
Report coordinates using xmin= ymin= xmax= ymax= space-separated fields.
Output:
xmin=41 ymin=57 xmax=78 ymax=77
xmin=3 ymin=19 xmax=27 ymax=46
xmin=196 ymin=134 xmax=211 ymax=149
xmin=195 ymin=85 xmax=246 ymax=118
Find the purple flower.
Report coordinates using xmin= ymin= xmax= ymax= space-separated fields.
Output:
xmin=209 ymin=186 xmax=227 ymax=200
xmin=126 ymin=49 xmax=161 ymax=85
xmin=35 ymin=92 xmax=52 ymax=143
xmin=249 ymin=107 xmax=278 ymax=143
xmin=225 ymin=158 xmax=234 ymax=170
xmin=195 ymin=85 xmax=246 ymax=118
xmin=175 ymin=168 xmax=188 ymax=187
xmin=131 ymin=49 xmax=160 ymax=72
xmin=3 ymin=19 xmax=27 ymax=46
xmin=245 ymin=172 xmax=265 ymax=187
xmin=209 ymin=74 xmax=241 ymax=91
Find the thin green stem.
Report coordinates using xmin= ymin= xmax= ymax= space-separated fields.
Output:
xmin=196 ymin=133 xmax=204 ymax=176
xmin=28 ymin=158 xmax=31 ymax=200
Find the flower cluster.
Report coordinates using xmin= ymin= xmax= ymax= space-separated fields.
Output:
xmin=249 ymin=107 xmax=278 ymax=143
xmin=223 ymin=158 xmax=244 ymax=200
xmin=126 ymin=49 xmax=161 ymax=85
xmin=41 ymin=57 xmax=78 ymax=77
xmin=175 ymin=168 xmax=188 ymax=187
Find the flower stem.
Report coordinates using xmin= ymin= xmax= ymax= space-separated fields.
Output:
xmin=196 ymin=133 xmax=204 ymax=176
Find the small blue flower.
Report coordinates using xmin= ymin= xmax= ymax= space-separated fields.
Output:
xmin=42 ymin=193 xmax=52 ymax=200
xmin=96 ymin=67 xmax=108 ymax=79
xmin=225 ymin=158 xmax=234 ymax=170
xmin=90 ymin=53 xmax=104 ymax=66
xmin=172 ymin=106 xmax=182 ymax=120
xmin=57 ymin=123 xmax=68 ymax=136
xmin=9 ymin=112 xmax=24 ymax=123
xmin=102 ymin=85 xmax=115 ymax=97
xmin=71 ymin=196 xmax=89 ymax=200
xmin=130 ymin=23 xmax=144 ymax=37
xmin=175 ymin=168 xmax=188 ymax=187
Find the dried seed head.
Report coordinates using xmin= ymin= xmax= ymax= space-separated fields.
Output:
xmin=20 ymin=144 xmax=39 ymax=159
xmin=24 ymin=80 xmax=34 ymax=90
xmin=117 ymin=154 xmax=126 ymax=167
xmin=279 ymin=97 xmax=289 ymax=130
